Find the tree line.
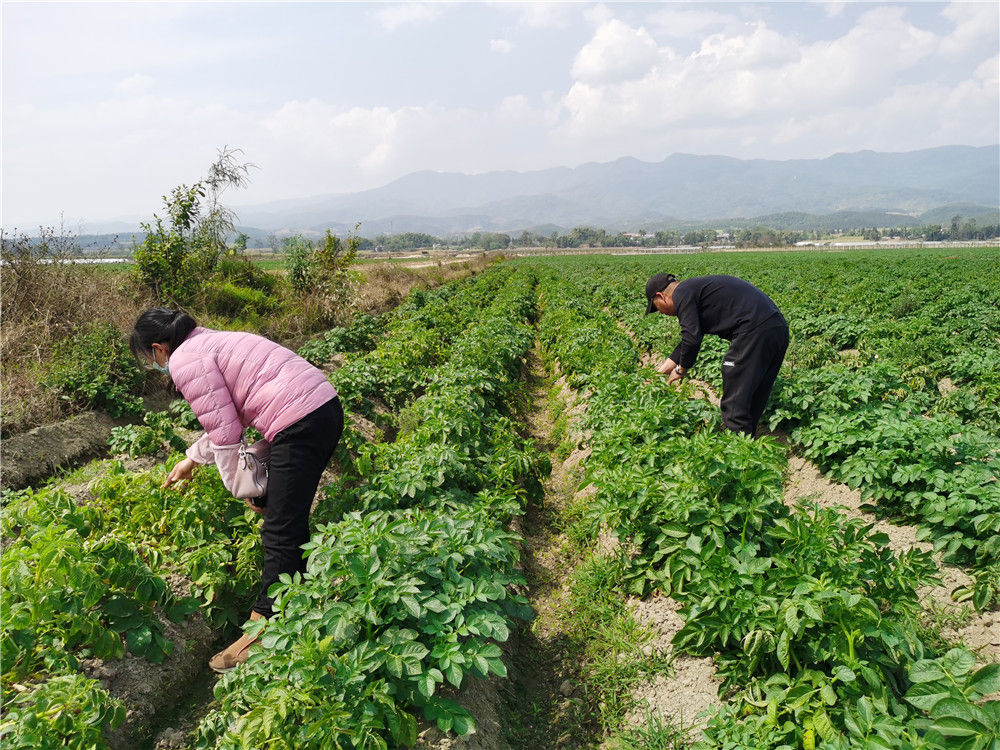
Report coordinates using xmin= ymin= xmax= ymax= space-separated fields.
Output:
xmin=333 ymin=217 xmax=1000 ymax=252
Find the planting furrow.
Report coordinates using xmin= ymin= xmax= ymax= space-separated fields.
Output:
xmin=529 ymin=264 xmax=1000 ymax=748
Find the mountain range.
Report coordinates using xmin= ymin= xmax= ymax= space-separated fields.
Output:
xmin=228 ymin=145 xmax=998 ymax=237
xmin=63 ymin=145 xmax=1000 ymax=240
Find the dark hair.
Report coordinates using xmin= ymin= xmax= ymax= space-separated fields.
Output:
xmin=129 ymin=307 xmax=197 ymax=360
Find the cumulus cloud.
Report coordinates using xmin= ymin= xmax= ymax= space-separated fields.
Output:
xmin=490 ymin=38 xmax=512 ymax=54
xmin=571 ymin=19 xmax=661 ymax=85
xmin=940 ymin=1 xmax=999 ymax=58
xmin=373 ymin=3 xmax=442 ymax=32
xmin=559 ymin=3 xmax=973 ymax=146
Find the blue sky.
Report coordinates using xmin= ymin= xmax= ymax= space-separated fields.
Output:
xmin=3 ymin=1 xmax=997 ymax=229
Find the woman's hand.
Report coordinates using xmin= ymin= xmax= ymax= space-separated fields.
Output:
xmin=244 ymin=499 xmax=266 ymax=515
xmin=164 ymin=457 xmax=197 ymax=489
xmin=667 ymin=365 xmax=686 ymax=385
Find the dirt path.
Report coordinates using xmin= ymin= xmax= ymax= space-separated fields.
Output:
xmin=500 ymin=350 xmax=602 ymax=749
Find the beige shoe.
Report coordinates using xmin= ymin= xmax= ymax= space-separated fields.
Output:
xmin=209 ymin=633 xmax=257 ymax=673
xmin=209 ymin=612 xmax=263 ymax=673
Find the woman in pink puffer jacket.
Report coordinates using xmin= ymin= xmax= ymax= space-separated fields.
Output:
xmin=130 ymin=307 xmax=343 ymax=672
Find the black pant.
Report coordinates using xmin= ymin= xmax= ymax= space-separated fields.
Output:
xmin=254 ymin=397 xmax=343 ymax=617
xmin=719 ymin=323 xmax=789 ymax=437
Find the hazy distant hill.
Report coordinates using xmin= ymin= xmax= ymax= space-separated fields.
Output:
xmin=232 ymin=145 xmax=999 ymax=235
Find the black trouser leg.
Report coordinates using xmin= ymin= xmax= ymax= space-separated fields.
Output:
xmin=720 ymin=325 xmax=789 ymax=437
xmin=254 ymin=397 xmax=343 ymax=617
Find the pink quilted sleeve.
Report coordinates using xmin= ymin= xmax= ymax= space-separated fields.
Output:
xmin=185 ymin=433 xmax=214 ymax=464
xmin=173 ymin=351 xmax=244 ymax=447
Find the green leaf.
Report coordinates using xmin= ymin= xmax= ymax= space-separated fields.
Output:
xmin=400 ymin=595 xmax=422 ymax=618
xmin=941 ymin=649 xmax=977 ymax=678
xmin=452 ymin=712 xmax=476 ymax=736
xmin=385 ymin=652 xmax=403 ymax=679
xmin=906 ymin=681 xmax=952 ymax=712
xmin=929 ymin=715 xmax=984 ymax=738
xmin=417 ymin=672 xmax=436 ymax=699
xmin=126 ymin=625 xmax=153 ymax=656
xmin=968 ymin=664 xmax=1000 ymax=696
xmin=909 ymin=661 xmax=947 ymax=684
xmin=777 ymin=631 xmax=790 ymax=670
xmin=833 ymin=666 xmax=856 ymax=683
xmin=820 ymin=684 xmax=837 ymax=706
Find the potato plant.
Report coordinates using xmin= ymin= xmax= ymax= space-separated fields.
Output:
xmin=533 ymin=267 xmax=998 ymax=750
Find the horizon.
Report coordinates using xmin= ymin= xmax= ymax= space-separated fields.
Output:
xmin=3 ymin=2 xmax=998 ymax=229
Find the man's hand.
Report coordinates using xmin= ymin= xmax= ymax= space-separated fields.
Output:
xmin=657 ymin=358 xmax=678 ymax=375
xmin=164 ymin=457 xmax=197 ymax=489
xmin=657 ymin=358 xmax=687 ymax=385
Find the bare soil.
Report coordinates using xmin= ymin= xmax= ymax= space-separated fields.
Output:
xmin=620 ymin=596 xmax=722 ymax=742
xmin=498 ymin=355 xmax=600 ymax=749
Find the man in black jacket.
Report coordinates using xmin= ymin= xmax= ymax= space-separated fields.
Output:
xmin=645 ymin=272 xmax=789 ymax=436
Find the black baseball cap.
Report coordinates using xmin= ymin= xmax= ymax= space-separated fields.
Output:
xmin=644 ymin=273 xmax=677 ymax=314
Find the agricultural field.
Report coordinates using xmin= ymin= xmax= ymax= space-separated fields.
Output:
xmin=2 ymin=246 xmax=999 ymax=749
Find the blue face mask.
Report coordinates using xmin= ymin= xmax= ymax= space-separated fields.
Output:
xmin=153 ymin=360 xmax=170 ymax=375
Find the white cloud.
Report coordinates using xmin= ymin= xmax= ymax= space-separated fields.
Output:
xmin=562 ymin=4 xmax=953 ymax=142
xmin=114 ymin=74 xmax=154 ymax=94
xmin=648 ymin=7 xmax=736 ymax=38
xmin=821 ymin=3 xmax=848 ymax=19
xmin=373 ymin=3 xmax=442 ymax=32
xmin=571 ymin=19 xmax=661 ymax=85
xmin=940 ymin=1 xmax=999 ymax=58
xmin=4 ymin=2 xmax=996 ymax=228
xmin=506 ymin=2 xmax=578 ymax=29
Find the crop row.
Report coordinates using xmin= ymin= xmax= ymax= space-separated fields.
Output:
xmin=533 ymin=267 xmax=999 ymax=748
xmin=191 ymin=266 xmax=546 ymax=748
xmin=531 ymin=251 xmax=1000 ymax=612
xmin=0 ymin=265 xmax=540 ymax=748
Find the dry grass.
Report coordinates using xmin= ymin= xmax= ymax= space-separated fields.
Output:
xmin=1 ymin=253 xmax=154 ymax=436
xmin=1 ymin=249 xmax=497 ymax=436
xmin=352 ymin=254 xmax=496 ymax=315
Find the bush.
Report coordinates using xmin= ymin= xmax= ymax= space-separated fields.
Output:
xmin=108 ymin=411 xmax=187 ymax=457
xmin=43 ymin=323 xmax=145 ymax=417
xmin=204 ymin=281 xmax=278 ymax=318
xmin=283 ymin=235 xmax=315 ymax=293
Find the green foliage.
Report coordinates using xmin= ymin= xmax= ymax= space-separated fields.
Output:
xmin=132 ymin=147 xmax=254 ymax=304
xmin=282 ymin=234 xmax=316 ymax=293
xmin=90 ymin=461 xmax=262 ymax=625
xmin=204 ymin=280 xmax=278 ymax=317
xmin=0 ymin=673 xmax=126 ymax=750
xmin=1 ymin=489 xmax=187 ymax=686
xmin=193 ymin=266 xmax=543 ymax=748
xmin=531 ymin=263 xmax=999 ymax=750
xmin=297 ymin=313 xmax=386 ymax=366
xmin=43 ymin=322 xmax=144 ymax=417
xmin=108 ymin=411 xmax=187 ymax=457
xmin=169 ymin=397 xmax=201 ymax=429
